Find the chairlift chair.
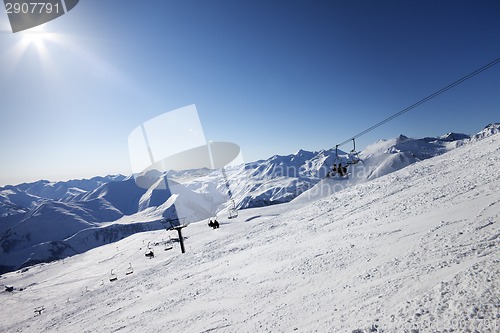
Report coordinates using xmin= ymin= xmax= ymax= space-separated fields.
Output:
xmin=347 ymin=138 xmax=361 ymax=165
xmin=34 ymin=306 xmax=45 ymax=315
xmin=109 ymin=269 xmax=118 ymax=282
xmin=145 ymin=241 xmax=154 ymax=258
xmin=164 ymin=237 xmax=173 ymax=251
xmin=228 ymin=209 xmax=238 ymax=219
xmin=125 ymin=262 xmax=134 ymax=275
xmin=328 ymin=145 xmax=348 ymax=178
xmin=228 ymin=199 xmax=238 ymax=219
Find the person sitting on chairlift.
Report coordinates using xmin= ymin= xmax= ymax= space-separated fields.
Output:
xmin=208 ymin=219 xmax=219 ymax=229
xmin=333 ymin=163 xmax=347 ymax=177
xmin=337 ymin=164 xmax=344 ymax=177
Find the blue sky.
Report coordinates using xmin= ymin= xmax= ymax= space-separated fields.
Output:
xmin=1 ymin=1 xmax=499 ymax=185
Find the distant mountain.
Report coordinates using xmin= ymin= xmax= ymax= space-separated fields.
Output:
xmin=1 ymin=124 xmax=499 ymax=274
xmin=232 ymin=130 xmax=477 ymax=208
xmin=228 ymin=148 xmax=338 ymax=208
xmin=0 ymin=175 xmax=125 ymax=217
xmin=293 ymin=132 xmax=473 ymax=202
xmin=81 ymin=177 xmax=148 ymax=215
xmin=471 ymin=122 xmax=500 ymax=140
xmin=0 ymin=187 xmax=40 ymax=217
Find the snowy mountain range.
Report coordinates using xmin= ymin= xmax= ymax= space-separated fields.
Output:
xmin=0 ymin=123 xmax=498 ymax=332
xmin=0 ymin=123 xmax=498 ymax=274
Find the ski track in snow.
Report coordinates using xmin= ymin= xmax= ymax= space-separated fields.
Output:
xmin=1 ymin=134 xmax=499 ymax=332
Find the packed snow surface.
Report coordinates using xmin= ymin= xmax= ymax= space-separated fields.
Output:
xmin=1 ymin=130 xmax=499 ymax=332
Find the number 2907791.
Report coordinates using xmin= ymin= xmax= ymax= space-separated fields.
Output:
xmin=5 ymin=2 xmax=60 ymax=14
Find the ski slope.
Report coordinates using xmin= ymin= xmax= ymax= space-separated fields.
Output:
xmin=1 ymin=132 xmax=499 ymax=332
xmin=2 ymin=129 xmax=475 ymax=274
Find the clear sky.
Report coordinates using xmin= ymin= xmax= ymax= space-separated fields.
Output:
xmin=1 ymin=1 xmax=499 ymax=186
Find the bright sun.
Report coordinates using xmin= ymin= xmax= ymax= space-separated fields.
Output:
xmin=11 ymin=23 xmax=63 ymax=63
xmin=2 ymin=23 xmax=65 ymax=81
xmin=21 ymin=25 xmax=51 ymax=45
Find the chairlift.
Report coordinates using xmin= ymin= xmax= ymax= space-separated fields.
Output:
xmin=109 ymin=269 xmax=117 ymax=282
xmin=328 ymin=145 xmax=348 ymax=178
xmin=164 ymin=237 xmax=173 ymax=251
xmin=228 ymin=199 xmax=238 ymax=219
xmin=125 ymin=262 xmax=133 ymax=275
xmin=34 ymin=306 xmax=45 ymax=315
xmin=347 ymin=138 xmax=361 ymax=165
xmin=145 ymin=241 xmax=154 ymax=258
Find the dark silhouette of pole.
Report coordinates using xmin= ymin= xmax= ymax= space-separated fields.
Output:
xmin=164 ymin=218 xmax=188 ymax=254
xmin=174 ymin=226 xmax=186 ymax=254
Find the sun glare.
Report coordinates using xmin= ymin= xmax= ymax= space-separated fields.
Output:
xmin=8 ymin=23 xmax=63 ymax=64
xmin=20 ymin=25 xmax=52 ymax=45
xmin=3 ymin=21 xmax=136 ymax=97
xmin=0 ymin=23 xmax=66 ymax=89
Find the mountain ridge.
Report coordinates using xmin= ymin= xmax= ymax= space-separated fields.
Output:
xmin=1 ymin=124 xmax=499 ymax=332
xmin=1 ymin=124 xmax=498 ymax=274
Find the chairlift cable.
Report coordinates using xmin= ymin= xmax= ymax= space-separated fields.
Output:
xmin=336 ymin=57 xmax=500 ymax=148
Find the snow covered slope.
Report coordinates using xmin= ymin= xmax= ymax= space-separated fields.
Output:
xmin=1 ymin=126 xmax=497 ymax=275
xmin=1 ymin=130 xmax=498 ymax=332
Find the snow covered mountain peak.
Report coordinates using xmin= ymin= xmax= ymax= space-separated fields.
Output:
xmin=294 ymin=148 xmax=317 ymax=158
xmin=472 ymin=122 xmax=500 ymax=140
xmin=439 ymin=132 xmax=470 ymax=141
xmin=1 ymin=124 xmax=498 ymax=274
xmin=1 ymin=126 xmax=499 ymax=333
